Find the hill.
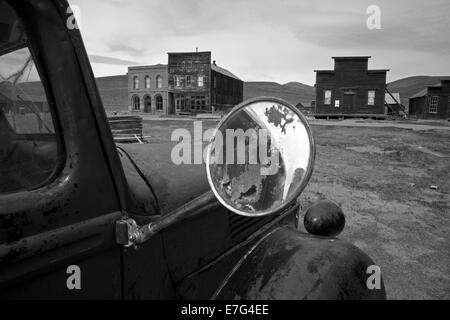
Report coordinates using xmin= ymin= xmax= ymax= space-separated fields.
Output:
xmin=9 ymin=74 xmax=450 ymax=113
xmin=94 ymin=76 xmax=316 ymax=111
xmin=243 ymin=81 xmax=315 ymax=106
xmin=387 ymin=76 xmax=450 ymax=106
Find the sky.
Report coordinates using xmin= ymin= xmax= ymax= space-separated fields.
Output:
xmin=70 ymin=0 xmax=450 ymax=85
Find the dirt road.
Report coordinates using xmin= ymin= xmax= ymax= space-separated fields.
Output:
xmin=142 ymin=119 xmax=450 ymax=299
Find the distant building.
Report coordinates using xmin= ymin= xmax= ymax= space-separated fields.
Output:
xmin=127 ymin=64 xmax=169 ymax=114
xmin=167 ymin=51 xmax=243 ymax=115
xmin=296 ymin=101 xmax=314 ymax=116
xmin=314 ymin=56 xmax=389 ymax=118
xmin=0 ymin=91 xmax=48 ymax=114
xmin=409 ymin=80 xmax=450 ymax=119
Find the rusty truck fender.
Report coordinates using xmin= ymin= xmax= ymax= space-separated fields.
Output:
xmin=214 ymin=225 xmax=386 ymax=300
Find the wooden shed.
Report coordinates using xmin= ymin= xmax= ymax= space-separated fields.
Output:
xmin=409 ymin=80 xmax=450 ymax=119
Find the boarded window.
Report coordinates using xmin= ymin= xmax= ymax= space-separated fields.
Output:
xmin=324 ymin=90 xmax=331 ymax=105
xmin=368 ymin=90 xmax=376 ymax=106
xmin=334 ymin=100 xmax=340 ymax=108
xmin=429 ymin=96 xmax=438 ymax=113
xmin=198 ymin=76 xmax=204 ymax=87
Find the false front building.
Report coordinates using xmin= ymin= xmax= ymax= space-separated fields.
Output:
xmin=314 ymin=56 xmax=389 ymax=118
xmin=167 ymin=51 xmax=243 ymax=115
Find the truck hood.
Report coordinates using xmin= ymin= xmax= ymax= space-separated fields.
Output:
xmin=118 ymin=142 xmax=211 ymax=215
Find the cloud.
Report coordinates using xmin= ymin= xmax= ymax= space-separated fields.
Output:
xmin=107 ymin=42 xmax=144 ymax=57
xmin=71 ymin=0 xmax=450 ymax=83
xmin=88 ymin=54 xmax=139 ymax=66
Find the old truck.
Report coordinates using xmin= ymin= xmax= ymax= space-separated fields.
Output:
xmin=0 ymin=0 xmax=385 ymax=299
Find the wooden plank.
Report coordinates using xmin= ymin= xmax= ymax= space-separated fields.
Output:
xmin=107 ymin=115 xmax=143 ymax=143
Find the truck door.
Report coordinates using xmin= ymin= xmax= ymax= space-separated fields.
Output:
xmin=0 ymin=0 xmax=124 ymax=299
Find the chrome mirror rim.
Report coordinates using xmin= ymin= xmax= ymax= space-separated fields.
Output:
xmin=205 ymin=96 xmax=316 ymax=217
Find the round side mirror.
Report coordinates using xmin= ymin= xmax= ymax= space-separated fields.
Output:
xmin=205 ymin=97 xmax=315 ymax=217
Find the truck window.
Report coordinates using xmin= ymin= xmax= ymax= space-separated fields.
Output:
xmin=0 ymin=1 xmax=60 ymax=194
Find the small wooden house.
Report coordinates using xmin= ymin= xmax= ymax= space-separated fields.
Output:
xmin=314 ymin=56 xmax=389 ymax=118
xmin=409 ymin=80 xmax=450 ymax=119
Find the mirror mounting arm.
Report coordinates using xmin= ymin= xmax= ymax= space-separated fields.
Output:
xmin=116 ymin=191 xmax=218 ymax=247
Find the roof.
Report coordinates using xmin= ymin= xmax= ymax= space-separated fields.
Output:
xmin=211 ymin=64 xmax=241 ymax=81
xmin=128 ymin=64 xmax=167 ymax=71
xmin=409 ymin=88 xmax=428 ymax=99
xmin=332 ymin=56 xmax=371 ymax=61
xmin=385 ymin=93 xmax=401 ymax=104
xmin=409 ymin=82 xmax=442 ymax=99
xmin=167 ymin=51 xmax=211 ymax=55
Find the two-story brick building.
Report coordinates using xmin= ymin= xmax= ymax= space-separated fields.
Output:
xmin=167 ymin=51 xmax=243 ymax=115
xmin=127 ymin=64 xmax=168 ymax=114
xmin=409 ymin=80 xmax=450 ymax=119
xmin=314 ymin=56 xmax=389 ymax=118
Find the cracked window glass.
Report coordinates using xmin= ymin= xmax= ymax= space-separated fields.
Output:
xmin=0 ymin=1 xmax=59 ymax=194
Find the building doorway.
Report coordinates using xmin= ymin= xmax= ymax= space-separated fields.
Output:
xmin=155 ymin=95 xmax=163 ymax=111
xmin=144 ymin=95 xmax=152 ymax=113
xmin=132 ymin=95 xmax=140 ymax=111
xmin=343 ymin=92 xmax=355 ymax=114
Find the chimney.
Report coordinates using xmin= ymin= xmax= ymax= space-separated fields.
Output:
xmin=196 ymin=47 xmax=198 ymax=53
xmin=213 ymin=60 xmax=216 ymax=65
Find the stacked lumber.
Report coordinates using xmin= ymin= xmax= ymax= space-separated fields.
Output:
xmin=107 ymin=115 xmax=143 ymax=143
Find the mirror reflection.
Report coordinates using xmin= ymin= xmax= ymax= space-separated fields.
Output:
xmin=206 ymin=98 xmax=314 ymax=216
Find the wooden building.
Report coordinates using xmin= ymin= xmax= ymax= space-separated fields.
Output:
xmin=409 ymin=80 xmax=450 ymax=119
xmin=314 ymin=56 xmax=389 ymax=118
xmin=167 ymin=51 xmax=243 ymax=115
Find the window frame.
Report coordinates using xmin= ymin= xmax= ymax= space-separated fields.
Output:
xmin=198 ymin=76 xmax=204 ymax=87
xmin=324 ymin=90 xmax=332 ymax=105
xmin=156 ymin=95 xmax=163 ymax=110
xmin=429 ymin=96 xmax=438 ymax=114
xmin=174 ymin=75 xmax=181 ymax=88
xmin=0 ymin=46 xmax=65 ymax=195
xmin=368 ymin=90 xmax=376 ymax=106
xmin=156 ymin=75 xmax=162 ymax=89
xmin=133 ymin=75 xmax=139 ymax=89
xmin=132 ymin=95 xmax=140 ymax=110
xmin=144 ymin=75 xmax=150 ymax=89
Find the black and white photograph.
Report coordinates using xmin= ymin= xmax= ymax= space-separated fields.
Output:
xmin=0 ymin=0 xmax=449 ymax=305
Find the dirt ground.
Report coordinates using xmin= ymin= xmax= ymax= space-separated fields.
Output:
xmin=142 ymin=119 xmax=450 ymax=300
